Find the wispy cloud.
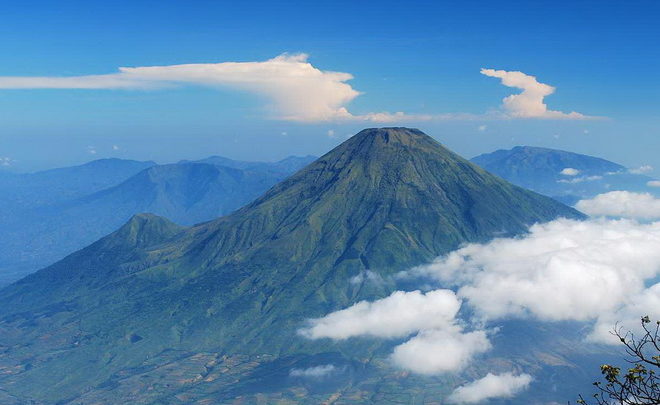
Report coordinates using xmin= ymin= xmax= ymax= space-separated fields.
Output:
xmin=447 ymin=373 xmax=533 ymax=404
xmin=481 ymin=68 xmax=595 ymax=119
xmin=0 ymin=54 xmax=425 ymax=123
xmin=289 ymin=364 xmax=337 ymax=378
xmin=629 ymin=164 xmax=653 ymax=174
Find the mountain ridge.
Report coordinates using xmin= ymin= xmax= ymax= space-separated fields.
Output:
xmin=0 ymin=128 xmax=585 ymax=403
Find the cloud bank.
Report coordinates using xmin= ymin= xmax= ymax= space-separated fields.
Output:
xmin=0 ymin=54 xmax=593 ymax=122
xmin=481 ymin=68 xmax=593 ymax=119
xmin=447 ymin=373 xmax=533 ymax=404
xmin=408 ymin=218 xmax=660 ymax=343
xmin=576 ymin=191 xmax=660 ymax=220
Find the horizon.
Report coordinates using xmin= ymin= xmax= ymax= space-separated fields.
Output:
xmin=1 ymin=1 xmax=659 ymax=172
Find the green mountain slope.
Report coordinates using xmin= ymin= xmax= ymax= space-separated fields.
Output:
xmin=0 ymin=128 xmax=584 ymax=403
xmin=0 ymin=158 xmax=310 ymax=286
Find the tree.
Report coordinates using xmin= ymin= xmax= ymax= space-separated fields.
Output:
xmin=578 ymin=316 xmax=659 ymax=405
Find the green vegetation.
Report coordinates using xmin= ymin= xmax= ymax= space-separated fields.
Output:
xmin=0 ymin=128 xmax=584 ymax=403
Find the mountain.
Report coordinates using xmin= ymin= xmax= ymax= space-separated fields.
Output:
xmin=471 ymin=146 xmax=659 ymax=204
xmin=0 ymin=158 xmax=311 ymax=286
xmin=0 ymin=128 xmax=584 ymax=404
xmin=0 ymin=158 xmax=157 ymax=211
xmin=184 ymin=155 xmax=317 ymax=174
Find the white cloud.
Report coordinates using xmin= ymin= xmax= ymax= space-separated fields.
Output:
xmin=289 ymin=364 xmax=337 ymax=378
xmin=478 ymin=125 xmax=487 ymax=132
xmin=647 ymin=180 xmax=660 ymax=188
xmin=300 ymin=289 xmax=491 ymax=374
xmin=557 ymin=175 xmax=602 ymax=184
xmin=447 ymin=373 xmax=533 ymax=404
xmin=349 ymin=270 xmax=384 ymax=286
xmin=0 ymin=56 xmax=596 ymax=123
xmin=480 ymin=68 xmax=593 ymax=120
xmin=406 ymin=218 xmax=660 ymax=343
xmin=629 ymin=165 xmax=653 ymax=174
xmin=299 ymin=289 xmax=460 ymax=340
xmin=0 ymin=157 xmax=13 ymax=167
xmin=112 ymin=145 xmax=120 ymax=151
xmin=87 ymin=146 xmax=97 ymax=155
xmin=576 ymin=191 xmax=660 ymax=220
xmin=560 ymin=167 xmax=580 ymax=176
xmin=0 ymin=53 xmax=429 ymax=123
xmin=327 ymin=129 xmax=336 ymax=138
xmin=390 ymin=327 xmax=491 ymax=375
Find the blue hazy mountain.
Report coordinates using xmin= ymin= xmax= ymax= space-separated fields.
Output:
xmin=471 ymin=146 xmax=659 ymax=204
xmin=0 ymin=156 xmax=314 ymax=286
xmin=0 ymin=158 xmax=157 ymax=210
xmin=0 ymin=128 xmax=586 ymax=404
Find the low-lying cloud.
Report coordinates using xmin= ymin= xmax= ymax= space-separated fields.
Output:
xmin=299 ymin=289 xmax=461 ymax=340
xmin=299 ymin=289 xmax=491 ymax=374
xmin=576 ymin=191 xmax=660 ymax=220
xmin=447 ymin=373 xmax=533 ymax=404
xmin=289 ymin=364 xmax=337 ymax=378
xmin=407 ymin=218 xmax=660 ymax=343
xmin=390 ymin=327 xmax=491 ymax=375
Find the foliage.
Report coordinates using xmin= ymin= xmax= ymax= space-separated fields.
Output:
xmin=578 ymin=316 xmax=659 ymax=405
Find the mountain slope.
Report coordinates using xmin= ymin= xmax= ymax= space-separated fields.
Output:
xmin=184 ymin=154 xmax=317 ymax=174
xmin=472 ymin=146 xmax=659 ymax=204
xmin=0 ymin=159 xmax=310 ymax=285
xmin=0 ymin=128 xmax=584 ymax=403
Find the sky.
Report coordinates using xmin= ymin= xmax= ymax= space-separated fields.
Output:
xmin=0 ymin=0 xmax=659 ymax=171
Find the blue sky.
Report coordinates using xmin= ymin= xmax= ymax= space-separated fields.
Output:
xmin=0 ymin=0 xmax=659 ymax=171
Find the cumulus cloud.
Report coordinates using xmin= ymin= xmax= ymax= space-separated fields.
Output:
xmin=560 ymin=167 xmax=580 ymax=176
xmin=447 ymin=373 xmax=533 ymax=404
xmin=0 ymin=157 xmax=13 ymax=167
xmin=289 ymin=364 xmax=337 ymax=378
xmin=629 ymin=165 xmax=653 ymax=174
xmin=406 ymin=218 xmax=660 ymax=343
xmin=478 ymin=125 xmax=487 ymax=132
xmin=390 ymin=327 xmax=491 ymax=375
xmin=480 ymin=68 xmax=593 ymax=119
xmin=647 ymin=180 xmax=660 ymax=188
xmin=300 ymin=289 xmax=491 ymax=374
xmin=576 ymin=191 xmax=660 ymax=220
xmin=299 ymin=289 xmax=461 ymax=340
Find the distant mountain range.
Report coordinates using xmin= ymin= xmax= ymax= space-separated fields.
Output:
xmin=471 ymin=146 xmax=659 ymax=204
xmin=0 ymin=155 xmax=315 ymax=285
xmin=0 ymin=128 xmax=586 ymax=404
